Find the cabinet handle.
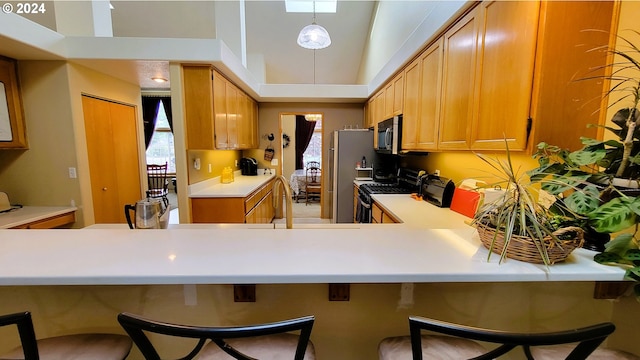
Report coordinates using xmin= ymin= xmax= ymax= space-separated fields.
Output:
xmin=102 ymin=187 xmax=108 ymax=191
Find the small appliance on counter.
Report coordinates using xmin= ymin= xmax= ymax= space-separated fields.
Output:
xmin=240 ymin=157 xmax=258 ymax=176
xmin=124 ymin=197 xmax=168 ymax=229
xmin=419 ymin=174 xmax=455 ymax=208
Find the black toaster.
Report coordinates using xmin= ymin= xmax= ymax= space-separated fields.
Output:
xmin=420 ymin=174 xmax=455 ymax=207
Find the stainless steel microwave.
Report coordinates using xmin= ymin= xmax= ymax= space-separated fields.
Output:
xmin=376 ymin=115 xmax=401 ymax=154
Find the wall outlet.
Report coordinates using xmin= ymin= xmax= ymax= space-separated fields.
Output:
xmin=194 ymin=158 xmax=201 ymax=170
xmin=434 ymin=169 xmax=440 ymax=176
xmin=68 ymin=167 xmax=77 ymax=178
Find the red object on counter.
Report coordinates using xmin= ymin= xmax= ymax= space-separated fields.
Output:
xmin=450 ymin=188 xmax=481 ymax=218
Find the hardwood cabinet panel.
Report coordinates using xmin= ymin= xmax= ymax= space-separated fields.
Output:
xmin=438 ymin=7 xmax=479 ymax=150
xmin=191 ymin=197 xmax=246 ymax=223
xmin=184 ymin=66 xmax=215 ymax=150
xmin=470 ymin=0 xmax=538 ymax=151
xmin=184 ymin=66 xmax=258 ymax=150
xmin=402 ymin=38 xmax=443 ymax=151
xmin=212 ymin=70 xmax=228 ymax=149
xmin=10 ymin=211 xmax=76 ymax=229
xmin=528 ymin=1 xmax=615 ymax=151
xmin=402 ymin=59 xmax=420 ymax=150
xmin=392 ymin=73 xmax=404 ymax=116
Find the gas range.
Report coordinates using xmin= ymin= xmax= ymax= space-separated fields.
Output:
xmin=358 ymin=182 xmax=415 ymax=195
xmin=359 ymin=167 xmax=423 ymax=195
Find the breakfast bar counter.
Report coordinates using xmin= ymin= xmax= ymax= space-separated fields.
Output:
xmin=0 ymin=224 xmax=625 ymax=286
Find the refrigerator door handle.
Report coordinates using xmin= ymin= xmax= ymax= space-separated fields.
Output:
xmin=328 ymin=147 xmax=335 ymax=192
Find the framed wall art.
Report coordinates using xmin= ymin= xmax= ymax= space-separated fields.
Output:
xmin=0 ymin=56 xmax=27 ymax=149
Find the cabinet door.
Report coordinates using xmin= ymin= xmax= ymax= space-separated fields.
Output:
xmin=416 ymin=38 xmax=443 ymax=150
xmin=213 ymin=71 xmax=228 ymax=149
xmin=401 ymin=58 xmax=420 ymax=150
xmin=392 ymin=73 xmax=404 ymax=116
xmin=226 ymin=82 xmax=239 ymax=149
xmin=470 ymin=0 xmax=539 ymax=151
xmin=438 ymin=8 xmax=479 ymax=150
xmin=184 ymin=66 xmax=215 ymax=150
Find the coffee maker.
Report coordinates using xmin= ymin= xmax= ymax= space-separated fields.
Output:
xmin=240 ymin=157 xmax=258 ymax=175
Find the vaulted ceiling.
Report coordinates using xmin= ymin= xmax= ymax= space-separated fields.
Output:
xmin=0 ymin=1 xmax=468 ymax=101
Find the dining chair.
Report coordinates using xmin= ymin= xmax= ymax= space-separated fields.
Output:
xmin=305 ymin=166 xmax=321 ymax=206
xmin=118 ymin=312 xmax=316 ymax=360
xmin=378 ymin=315 xmax=619 ymax=360
xmin=146 ymin=162 xmax=169 ymax=208
xmin=0 ymin=311 xmax=132 ymax=360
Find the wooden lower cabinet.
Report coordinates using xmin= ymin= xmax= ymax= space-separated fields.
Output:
xmin=191 ymin=180 xmax=275 ymax=224
xmin=371 ymin=201 xmax=400 ymax=224
xmin=10 ymin=211 xmax=76 ymax=229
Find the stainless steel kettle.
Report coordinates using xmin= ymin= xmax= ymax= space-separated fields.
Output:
xmin=124 ymin=197 xmax=168 ymax=229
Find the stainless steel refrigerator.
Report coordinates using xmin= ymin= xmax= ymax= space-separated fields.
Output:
xmin=329 ymin=129 xmax=377 ymax=223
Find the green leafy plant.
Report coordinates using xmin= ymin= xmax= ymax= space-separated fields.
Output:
xmin=529 ymin=30 xmax=640 ymax=298
xmin=472 ymin=142 xmax=583 ymax=266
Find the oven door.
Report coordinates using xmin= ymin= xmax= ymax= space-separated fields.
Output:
xmin=355 ymin=188 xmax=372 ymax=223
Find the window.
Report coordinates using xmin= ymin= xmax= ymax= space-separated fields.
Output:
xmin=145 ymin=100 xmax=176 ymax=173
xmin=303 ymin=118 xmax=322 ymax=167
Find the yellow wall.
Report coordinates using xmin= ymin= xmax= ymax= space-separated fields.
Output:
xmin=186 ymin=149 xmax=242 ymax=185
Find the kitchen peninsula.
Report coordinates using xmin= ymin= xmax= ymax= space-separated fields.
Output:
xmin=0 ymin=199 xmax=635 ymax=360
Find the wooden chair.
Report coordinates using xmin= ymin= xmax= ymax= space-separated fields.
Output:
xmin=305 ymin=166 xmax=321 ymax=206
xmin=378 ymin=315 xmax=619 ymax=360
xmin=0 ymin=311 xmax=132 ymax=360
xmin=118 ymin=312 xmax=316 ymax=360
xmin=146 ymin=162 xmax=169 ymax=208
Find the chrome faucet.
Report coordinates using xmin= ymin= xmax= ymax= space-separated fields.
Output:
xmin=272 ymin=175 xmax=293 ymax=229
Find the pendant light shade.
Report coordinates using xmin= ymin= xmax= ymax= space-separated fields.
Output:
xmin=297 ymin=23 xmax=331 ymax=50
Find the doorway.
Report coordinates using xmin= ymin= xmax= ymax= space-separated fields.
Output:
xmin=142 ymin=95 xmax=178 ymax=221
xmin=278 ymin=113 xmax=327 ymax=221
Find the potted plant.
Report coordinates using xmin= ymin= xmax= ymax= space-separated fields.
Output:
xmin=471 ymin=142 xmax=584 ymax=266
xmin=528 ymin=31 xmax=640 ymax=297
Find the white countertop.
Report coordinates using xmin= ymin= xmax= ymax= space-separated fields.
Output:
xmin=188 ymin=171 xmax=275 ymax=198
xmin=0 ymin=223 xmax=625 ymax=285
xmin=0 ymin=206 xmax=77 ymax=229
xmin=0 ymin=183 xmax=626 ymax=286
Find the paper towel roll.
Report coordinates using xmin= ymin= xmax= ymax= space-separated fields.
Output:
xmin=483 ymin=188 xmax=506 ymax=205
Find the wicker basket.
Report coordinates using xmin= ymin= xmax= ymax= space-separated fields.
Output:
xmin=476 ymin=223 xmax=585 ymax=264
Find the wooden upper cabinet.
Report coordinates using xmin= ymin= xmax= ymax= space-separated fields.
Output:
xmin=183 ymin=65 xmax=215 ymax=150
xmin=416 ymin=38 xmax=444 ymax=150
xmin=528 ymin=1 xmax=615 ymax=152
xmin=470 ymin=0 xmax=539 ymax=151
xmin=402 ymin=38 xmax=444 ymax=151
xmin=225 ymin=81 xmax=239 ymax=149
xmin=213 ymin=70 xmax=228 ymax=149
xmin=438 ymin=7 xmax=479 ymax=150
xmin=401 ymin=58 xmax=420 ymax=150
xmin=383 ymin=73 xmax=404 ymax=119
xmin=184 ymin=65 xmax=258 ymax=150
xmin=392 ymin=73 xmax=404 ymax=116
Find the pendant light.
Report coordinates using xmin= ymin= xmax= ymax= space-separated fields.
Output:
xmin=297 ymin=2 xmax=331 ymax=50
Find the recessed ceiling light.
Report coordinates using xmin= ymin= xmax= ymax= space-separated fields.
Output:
xmin=151 ymin=77 xmax=168 ymax=83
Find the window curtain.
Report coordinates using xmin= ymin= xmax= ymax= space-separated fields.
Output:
xmin=295 ymin=115 xmax=316 ymax=170
xmin=142 ymin=97 xmax=161 ymax=149
xmin=160 ymin=97 xmax=173 ymax=133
